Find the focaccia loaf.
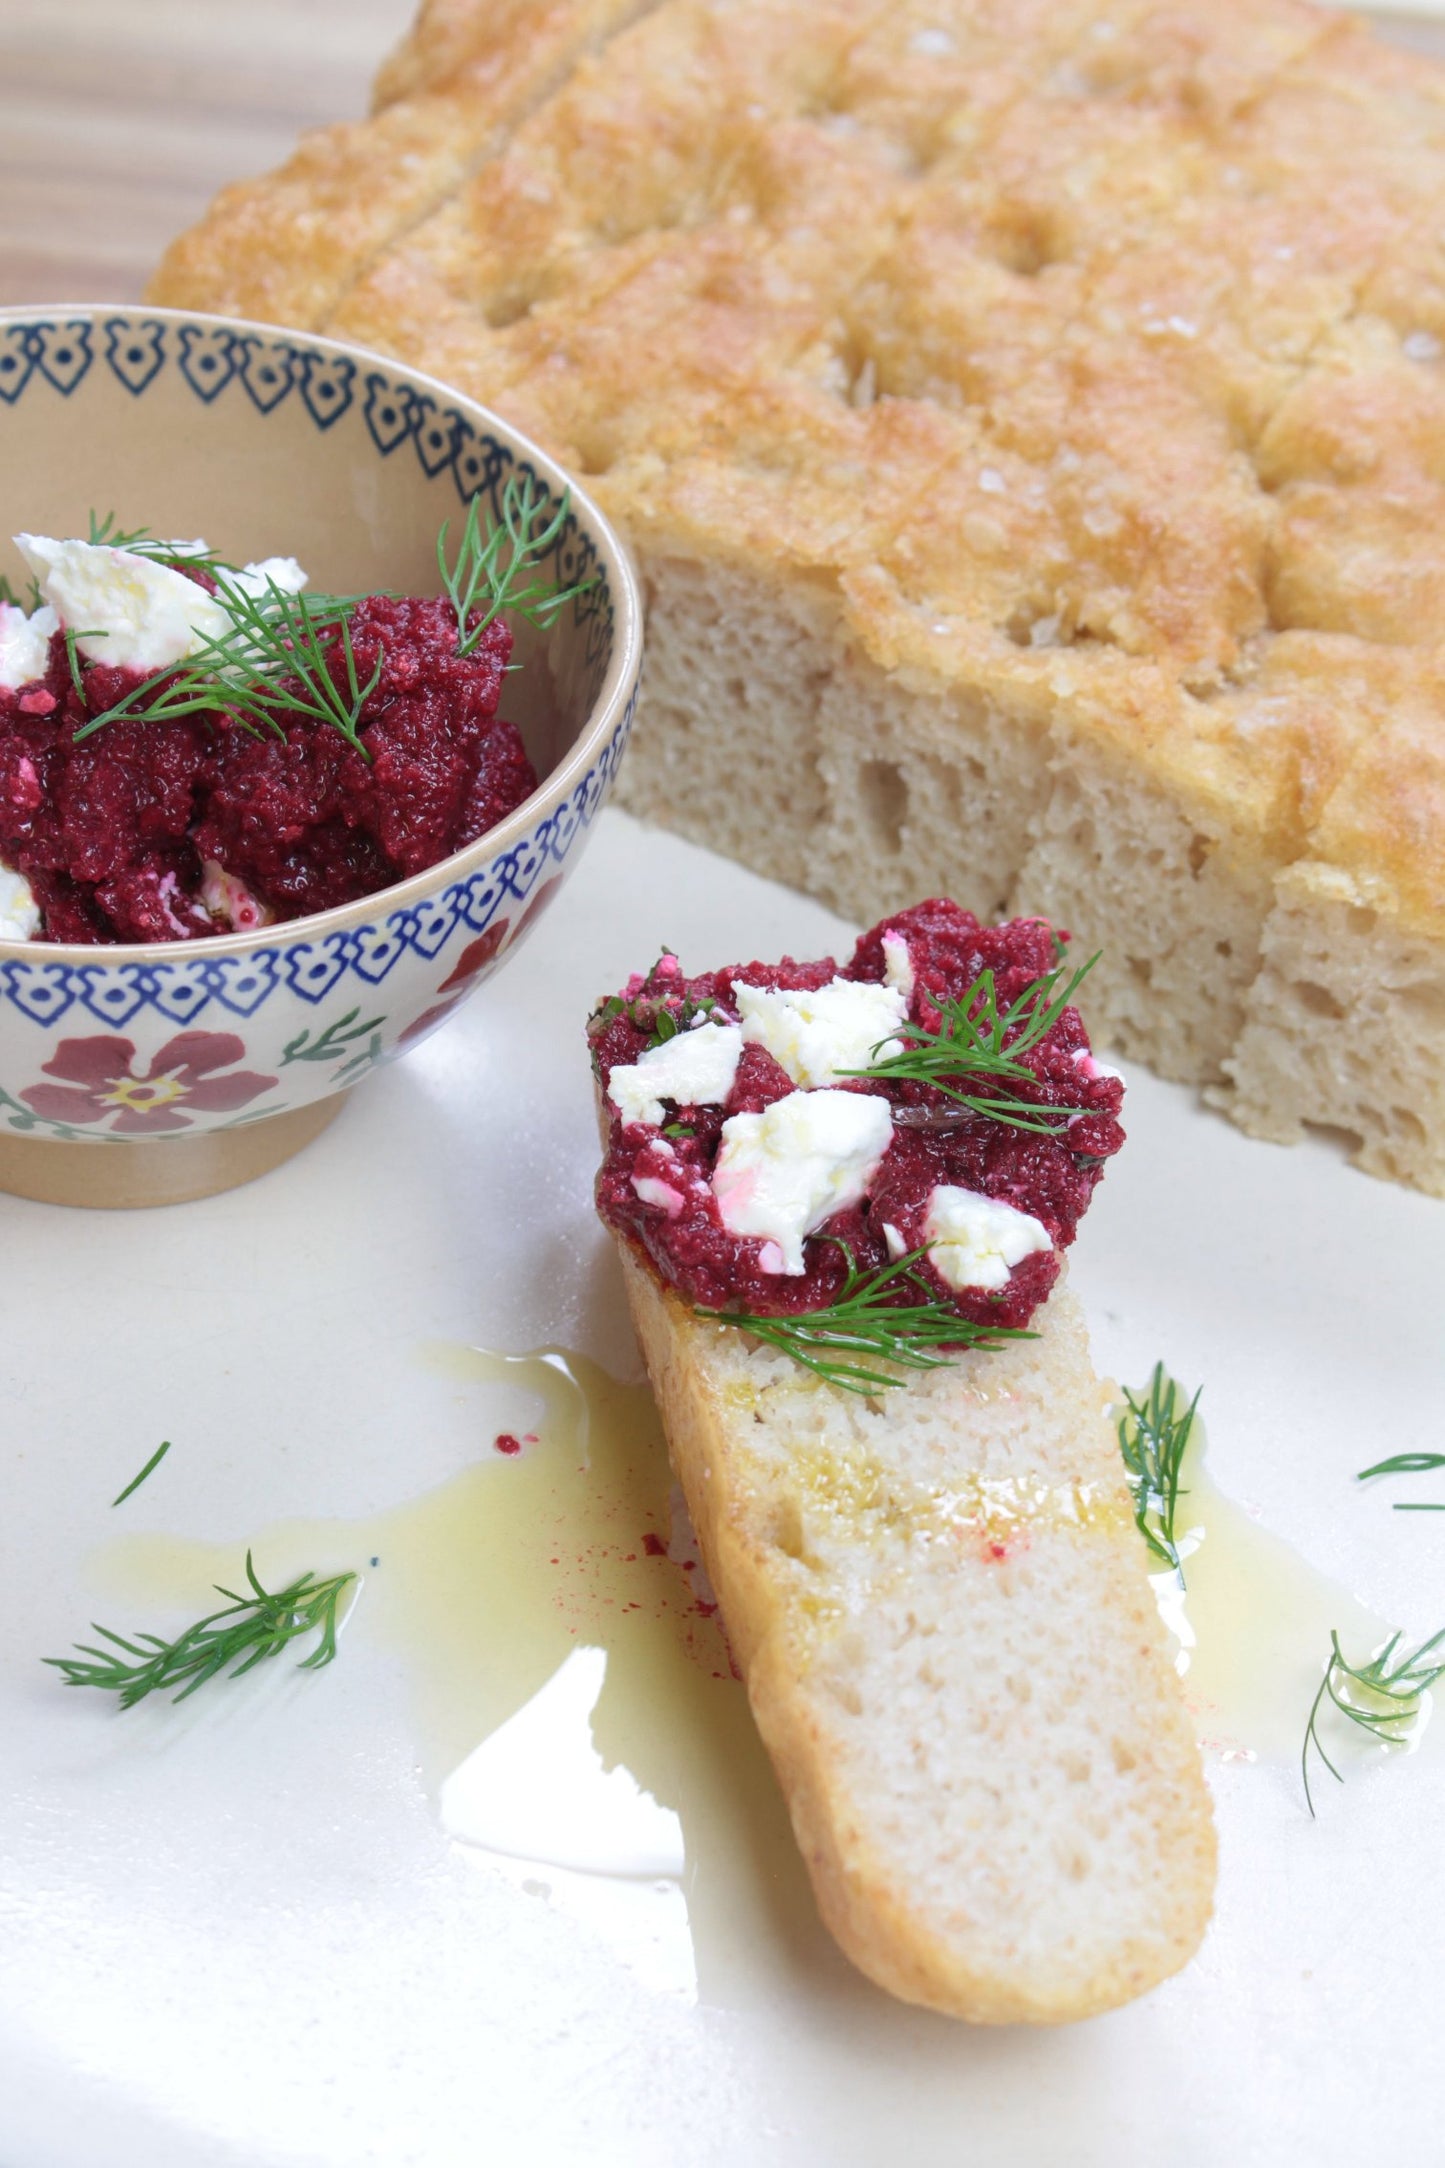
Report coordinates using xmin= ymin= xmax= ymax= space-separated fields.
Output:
xmin=152 ymin=0 xmax=1445 ymax=1192
xmin=618 ymin=1246 xmax=1214 ymax=2022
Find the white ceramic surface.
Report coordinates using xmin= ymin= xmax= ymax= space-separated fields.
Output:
xmin=2 ymin=809 xmax=1443 ymax=2168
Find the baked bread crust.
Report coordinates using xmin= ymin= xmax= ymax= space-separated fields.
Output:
xmin=151 ymin=0 xmax=1445 ymax=1190
xmin=619 ymin=1245 xmax=1215 ymax=2023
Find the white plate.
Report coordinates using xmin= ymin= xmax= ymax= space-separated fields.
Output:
xmin=3 ymin=808 xmax=1442 ymax=2168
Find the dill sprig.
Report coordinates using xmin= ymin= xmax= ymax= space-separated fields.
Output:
xmin=45 ymin=1552 xmax=357 ymax=1709
xmin=1117 ymin=1363 xmax=1199 ymax=1579
xmin=111 ymin=1439 xmax=172 ymax=1508
xmin=72 ymin=577 xmax=379 ymax=756
xmin=696 ymin=1243 xmax=1034 ymax=1396
xmin=1301 ymin=1627 xmax=1445 ymax=1817
xmin=843 ymin=954 xmax=1100 ymax=1134
xmin=0 ymin=570 xmax=43 ymax=613
xmin=1357 ymin=1451 xmax=1445 ymax=1512
xmin=86 ymin=511 xmax=237 ymax=574
xmin=438 ymin=474 xmax=595 ymax=658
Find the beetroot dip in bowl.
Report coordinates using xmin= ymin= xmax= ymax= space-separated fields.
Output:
xmin=0 ymin=306 xmax=641 ymax=1207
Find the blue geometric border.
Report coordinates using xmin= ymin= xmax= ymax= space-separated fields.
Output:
xmin=6 ymin=313 xmax=615 ymax=690
xmin=0 ymin=310 xmax=630 ymax=1015
xmin=0 ymin=691 xmax=634 ymax=1030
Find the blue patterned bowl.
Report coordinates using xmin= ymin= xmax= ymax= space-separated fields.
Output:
xmin=0 ymin=305 xmax=641 ymax=1206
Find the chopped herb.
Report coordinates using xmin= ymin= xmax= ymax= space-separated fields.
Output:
xmin=0 ymin=570 xmax=43 ymax=613
xmin=1116 ymin=1363 xmax=1199 ymax=1580
xmin=842 ymin=954 xmax=1100 ymax=1134
xmin=111 ymin=1439 xmax=172 ymax=1507
xmin=696 ymin=1242 xmax=1033 ymax=1396
xmin=438 ymin=474 xmax=596 ymax=659
xmin=86 ymin=512 xmax=237 ymax=574
xmin=45 ymin=1552 xmax=357 ymax=1709
xmin=647 ymin=993 xmax=717 ymax=1047
xmin=72 ymin=578 xmax=379 ymax=755
xmin=1301 ymin=1627 xmax=1445 ymax=1817
xmin=1357 ymin=1450 xmax=1445 ymax=1511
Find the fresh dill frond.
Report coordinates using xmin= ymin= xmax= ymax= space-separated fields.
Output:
xmin=111 ymin=1439 xmax=172 ymax=1508
xmin=696 ymin=1243 xmax=1034 ymax=1396
xmin=86 ymin=511 xmax=235 ymax=573
xmin=1117 ymin=1363 xmax=1199 ymax=1579
xmin=62 ymin=625 xmax=99 ymax=700
xmin=45 ymin=1551 xmax=357 ymax=1710
xmin=1301 ymin=1626 xmax=1445 ymax=1817
xmin=438 ymin=475 xmax=596 ymax=658
xmin=0 ymin=570 xmax=43 ymax=613
xmin=843 ymin=954 xmax=1100 ymax=1134
xmin=72 ymin=579 xmax=378 ymax=755
xmin=1357 ymin=1450 xmax=1445 ymax=1511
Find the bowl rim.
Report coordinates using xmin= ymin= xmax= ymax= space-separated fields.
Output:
xmin=0 ymin=302 xmax=643 ymax=966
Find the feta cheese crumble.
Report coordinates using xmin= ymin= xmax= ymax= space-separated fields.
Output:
xmin=880 ymin=931 xmax=914 ymax=998
xmin=200 ymin=859 xmax=273 ymax=934
xmin=0 ymin=862 xmax=40 ymax=941
xmin=1071 ymin=1045 xmax=1125 ymax=1085
xmin=0 ymin=601 xmax=58 ymax=691
xmin=712 ymin=1089 xmax=893 ymax=1274
xmin=607 ymin=1020 xmax=744 ymax=1129
xmin=14 ymin=535 xmax=309 ymax=674
xmin=923 ymin=1185 xmax=1052 ymax=1291
xmin=735 ymin=976 xmax=907 ymax=1089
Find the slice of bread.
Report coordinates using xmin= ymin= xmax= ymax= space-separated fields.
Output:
xmin=149 ymin=0 xmax=1445 ymax=1194
xmin=618 ymin=1242 xmax=1215 ymax=2023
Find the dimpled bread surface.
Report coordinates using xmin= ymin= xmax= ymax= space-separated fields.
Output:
xmin=153 ymin=0 xmax=1445 ymax=1192
xmin=619 ymin=1246 xmax=1215 ymax=2023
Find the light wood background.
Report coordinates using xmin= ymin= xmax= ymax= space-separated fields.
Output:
xmin=0 ymin=1 xmax=1442 ymax=306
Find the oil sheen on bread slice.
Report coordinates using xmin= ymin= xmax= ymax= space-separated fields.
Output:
xmin=617 ymin=1243 xmax=1215 ymax=2024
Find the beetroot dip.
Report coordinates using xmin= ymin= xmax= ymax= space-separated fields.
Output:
xmin=0 ymin=599 xmax=534 ymax=944
xmin=589 ymin=900 xmax=1125 ymax=1336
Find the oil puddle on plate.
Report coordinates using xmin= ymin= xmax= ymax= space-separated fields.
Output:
xmin=1144 ymin=1408 xmax=1408 ymax=1771
xmin=92 ymin=1346 xmax=820 ymax=2010
xmin=91 ymin=1350 xmax=1426 ymax=2007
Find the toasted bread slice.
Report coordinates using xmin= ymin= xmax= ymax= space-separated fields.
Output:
xmin=618 ymin=1243 xmax=1215 ymax=2023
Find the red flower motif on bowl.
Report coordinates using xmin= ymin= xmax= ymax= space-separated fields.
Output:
xmin=20 ymin=1031 xmax=278 ymax=1136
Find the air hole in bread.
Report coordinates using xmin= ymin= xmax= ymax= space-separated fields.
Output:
xmin=1398 ymin=979 xmax=1445 ymax=1022
xmin=1302 ymin=1118 xmax=1367 ymax=1158
xmin=769 ymin=1495 xmax=808 ymax=1561
xmin=1290 ymin=979 xmax=1346 ymax=1021
xmin=858 ymin=758 xmax=910 ymax=854
xmin=1187 ymin=832 xmax=1213 ymax=878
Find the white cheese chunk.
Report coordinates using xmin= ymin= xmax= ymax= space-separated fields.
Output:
xmin=607 ymin=1021 xmax=744 ymax=1129
xmin=17 ymin=535 xmax=232 ymax=669
xmin=200 ymin=859 xmax=273 ymax=934
xmin=631 ymin=1173 xmax=686 ymax=1217
xmin=880 ymin=931 xmax=915 ymax=998
xmin=222 ymin=556 xmax=309 ymax=605
xmin=1071 ymin=1045 xmax=1125 ymax=1086
xmin=712 ymin=1088 xmax=893 ymax=1275
xmin=735 ymin=976 xmax=907 ymax=1089
xmin=14 ymin=535 xmax=311 ymax=673
xmin=0 ymin=862 xmax=41 ymax=940
xmin=923 ymin=1184 xmax=1052 ymax=1292
xmin=0 ymin=601 xmax=57 ymax=691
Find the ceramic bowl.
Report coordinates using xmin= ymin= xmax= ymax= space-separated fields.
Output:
xmin=0 ymin=305 xmax=642 ymax=1208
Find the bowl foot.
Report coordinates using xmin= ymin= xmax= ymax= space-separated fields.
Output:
xmin=0 ymin=1096 xmax=344 ymax=1209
